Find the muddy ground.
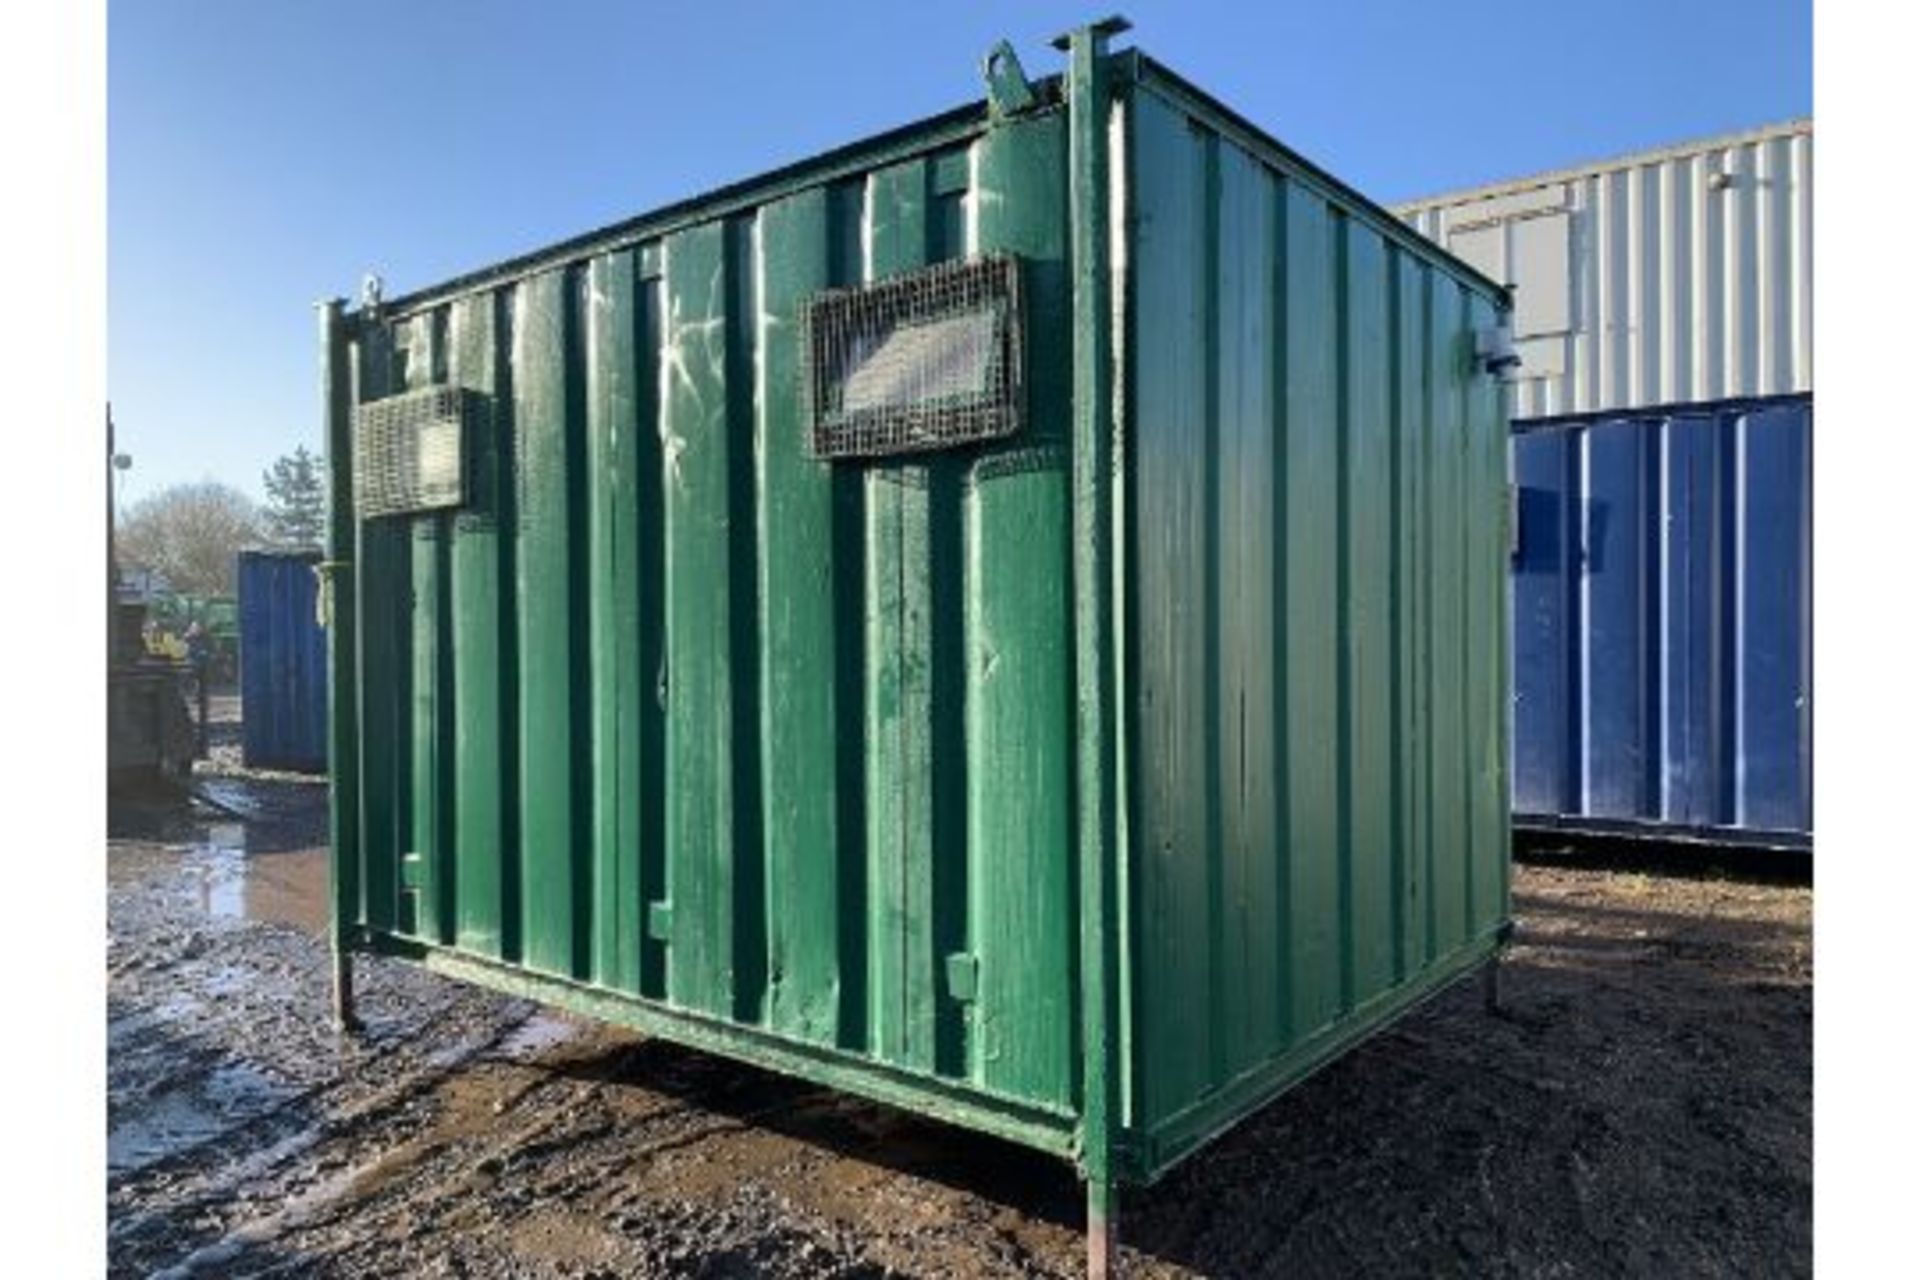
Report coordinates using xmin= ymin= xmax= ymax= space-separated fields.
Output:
xmin=109 ymin=711 xmax=1810 ymax=1277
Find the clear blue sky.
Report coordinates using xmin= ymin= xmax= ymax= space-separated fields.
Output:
xmin=109 ymin=0 xmax=1810 ymax=506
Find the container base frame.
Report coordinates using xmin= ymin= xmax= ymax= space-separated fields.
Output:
xmin=1514 ymin=813 xmax=1811 ymax=854
xmin=352 ymin=931 xmax=1082 ymax=1159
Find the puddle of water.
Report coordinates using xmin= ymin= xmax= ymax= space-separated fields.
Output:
xmin=194 ymin=779 xmax=260 ymax=818
xmin=108 ymin=1060 xmax=297 ymax=1176
xmin=197 ymin=824 xmax=247 ymax=921
xmin=184 ymin=823 xmax=331 ymax=936
xmin=495 ymin=1011 xmax=583 ymax=1062
xmin=111 ymin=775 xmax=331 ymax=934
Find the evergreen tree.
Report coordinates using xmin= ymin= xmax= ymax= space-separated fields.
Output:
xmin=261 ymin=445 xmax=327 ymax=549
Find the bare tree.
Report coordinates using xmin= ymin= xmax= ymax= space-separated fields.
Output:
xmin=116 ymin=482 xmax=262 ymax=596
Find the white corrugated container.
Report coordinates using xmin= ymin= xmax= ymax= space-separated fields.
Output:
xmin=1396 ymin=120 xmax=1812 ymax=419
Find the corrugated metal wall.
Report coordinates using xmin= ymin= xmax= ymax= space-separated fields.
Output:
xmin=1124 ymin=84 xmax=1511 ymax=1171
xmin=1511 ymin=397 xmax=1812 ymax=844
xmin=238 ymin=550 xmax=328 ymax=772
xmin=336 ymin=52 xmax=1520 ymax=1182
xmin=1396 ymin=121 xmax=1813 ymax=419
xmin=344 ymin=106 xmax=1084 ymax=1124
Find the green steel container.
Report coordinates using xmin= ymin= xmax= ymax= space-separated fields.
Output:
xmin=323 ymin=24 xmax=1510 ymax=1268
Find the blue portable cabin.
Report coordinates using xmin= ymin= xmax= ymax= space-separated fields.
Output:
xmin=1509 ymin=395 xmax=1811 ymax=849
xmin=237 ymin=549 xmax=329 ymax=772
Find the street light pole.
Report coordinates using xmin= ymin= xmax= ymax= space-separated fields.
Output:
xmin=107 ymin=403 xmax=117 ymax=665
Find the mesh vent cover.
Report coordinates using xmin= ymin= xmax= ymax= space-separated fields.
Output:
xmin=806 ymin=254 xmax=1024 ymax=459
xmin=352 ymin=386 xmax=478 ymax=519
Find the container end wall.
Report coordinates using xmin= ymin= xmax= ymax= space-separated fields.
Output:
xmin=1120 ymin=80 xmax=1513 ymax=1178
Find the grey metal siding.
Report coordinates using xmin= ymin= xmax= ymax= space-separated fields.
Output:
xmin=1398 ymin=121 xmax=1813 ymax=418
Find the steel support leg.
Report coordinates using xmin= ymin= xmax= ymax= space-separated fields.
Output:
xmin=195 ymin=671 xmax=210 ymax=758
xmin=1087 ymin=1176 xmax=1117 ymax=1280
xmin=333 ymin=942 xmax=359 ymax=1034
xmin=1480 ymin=951 xmax=1503 ymax=1016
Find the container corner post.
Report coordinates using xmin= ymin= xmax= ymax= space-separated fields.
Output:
xmin=319 ymin=293 xmax=362 ymax=1037
xmin=1060 ymin=13 xmax=1128 ymax=1278
xmin=1483 ymin=921 xmax=1516 ymax=1016
xmin=332 ymin=942 xmax=359 ymax=1034
xmin=1087 ymin=1173 xmax=1118 ymax=1279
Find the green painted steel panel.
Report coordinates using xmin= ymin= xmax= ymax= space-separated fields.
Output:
xmin=1212 ymin=137 xmax=1281 ymax=1083
xmin=447 ymin=293 xmax=509 ymax=960
xmin=1343 ymin=222 xmax=1395 ymax=1003
xmin=754 ymin=190 xmax=840 ymax=1044
xmin=513 ymin=270 xmax=585 ymax=978
xmin=586 ymin=251 xmax=644 ymax=996
xmin=401 ymin=313 xmax=454 ymax=948
xmin=1466 ymin=291 xmax=1512 ymax=935
xmin=1122 ymin=82 xmax=1511 ymax=1177
xmin=1394 ymin=251 xmax=1434 ymax=974
xmin=340 ymin=104 xmax=1086 ymax=1122
xmin=351 ymin=323 xmax=403 ymax=938
xmin=1281 ymin=170 xmax=1343 ymax=1046
xmin=863 ymin=156 xmax=939 ymax=1074
xmin=659 ymin=221 xmax=725 ymax=1015
xmin=330 ymin=46 xmax=1508 ymax=1192
xmin=968 ymin=113 xmax=1076 ymax=1108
